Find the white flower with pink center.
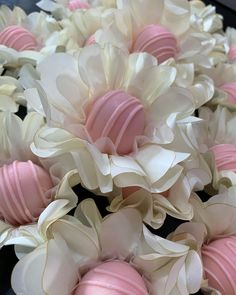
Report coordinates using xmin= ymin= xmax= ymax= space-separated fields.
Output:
xmin=172 ymin=189 xmax=236 ymax=295
xmin=25 ymin=44 xmax=213 ymax=195
xmin=199 ymin=106 xmax=236 ymax=190
xmin=199 ymin=63 xmax=236 ymax=110
xmin=95 ymin=0 xmax=227 ymax=70
xmin=11 ymin=199 xmax=203 ymax=295
xmin=0 ymin=6 xmax=61 ymax=69
xmin=0 ymin=112 xmax=78 ymax=250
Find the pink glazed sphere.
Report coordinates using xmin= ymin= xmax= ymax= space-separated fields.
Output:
xmin=0 ymin=160 xmax=53 ymax=226
xmin=201 ymin=236 xmax=236 ymax=295
xmin=74 ymin=260 xmax=149 ymax=295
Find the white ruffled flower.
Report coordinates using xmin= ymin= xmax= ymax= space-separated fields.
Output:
xmin=26 ymin=44 xmax=213 ymax=195
xmin=95 ymin=0 xmax=227 ymax=70
xmin=37 ymin=0 xmax=116 ymax=19
xmin=199 ymin=106 xmax=236 ymax=191
xmin=171 ymin=189 xmax=236 ymax=295
xmin=200 ymin=63 xmax=236 ymax=110
xmin=0 ymin=112 xmax=78 ymax=249
xmin=0 ymin=5 xmax=60 ymax=69
xmin=48 ymin=7 xmax=105 ymax=54
xmin=11 ymin=199 xmax=203 ymax=295
xmin=226 ymin=27 xmax=236 ymax=63
xmin=0 ymin=75 xmax=24 ymax=112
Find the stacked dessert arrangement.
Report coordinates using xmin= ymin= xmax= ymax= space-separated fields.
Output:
xmin=0 ymin=0 xmax=236 ymax=294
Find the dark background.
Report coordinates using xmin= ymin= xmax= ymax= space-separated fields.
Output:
xmin=0 ymin=0 xmax=235 ymax=294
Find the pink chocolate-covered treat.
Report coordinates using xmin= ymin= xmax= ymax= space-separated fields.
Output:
xmin=201 ymin=236 xmax=236 ymax=295
xmin=0 ymin=160 xmax=53 ymax=226
xmin=67 ymin=0 xmax=90 ymax=11
xmin=0 ymin=25 xmax=38 ymax=51
xmin=228 ymin=45 xmax=236 ymax=62
xmin=132 ymin=24 xmax=178 ymax=63
xmin=74 ymin=260 xmax=148 ymax=295
xmin=220 ymin=83 xmax=236 ymax=104
xmin=210 ymin=144 xmax=236 ymax=173
xmin=85 ymin=90 xmax=145 ymax=155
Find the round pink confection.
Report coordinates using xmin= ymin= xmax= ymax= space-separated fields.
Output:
xmin=220 ymin=83 xmax=236 ymax=104
xmin=210 ymin=144 xmax=236 ymax=172
xmin=85 ymin=34 xmax=96 ymax=46
xmin=132 ymin=24 xmax=177 ymax=63
xmin=85 ymin=90 xmax=145 ymax=155
xmin=228 ymin=45 xmax=236 ymax=62
xmin=67 ymin=0 xmax=90 ymax=10
xmin=0 ymin=160 xmax=53 ymax=226
xmin=74 ymin=260 xmax=148 ymax=295
xmin=201 ymin=236 xmax=236 ymax=295
xmin=0 ymin=25 xmax=38 ymax=51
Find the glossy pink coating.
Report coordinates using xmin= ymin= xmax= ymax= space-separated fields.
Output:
xmin=228 ymin=45 xmax=236 ymax=62
xmin=67 ymin=0 xmax=90 ymax=10
xmin=210 ymin=144 xmax=236 ymax=172
xmin=0 ymin=25 xmax=38 ymax=51
xmin=132 ymin=24 xmax=177 ymax=63
xmin=74 ymin=260 xmax=148 ymax=295
xmin=0 ymin=160 xmax=53 ymax=226
xmin=85 ymin=90 xmax=145 ymax=155
xmin=220 ymin=82 xmax=236 ymax=104
xmin=85 ymin=34 xmax=96 ymax=46
xmin=201 ymin=236 xmax=236 ymax=295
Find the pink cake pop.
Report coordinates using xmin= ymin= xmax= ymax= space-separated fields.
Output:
xmin=85 ymin=90 xmax=145 ymax=155
xmin=85 ymin=34 xmax=96 ymax=46
xmin=0 ymin=160 xmax=53 ymax=226
xmin=132 ymin=24 xmax=178 ymax=63
xmin=228 ymin=45 xmax=236 ymax=62
xmin=201 ymin=236 xmax=236 ymax=295
xmin=210 ymin=144 xmax=236 ymax=173
xmin=67 ymin=0 xmax=90 ymax=11
xmin=220 ymin=83 xmax=236 ymax=104
xmin=74 ymin=260 xmax=148 ymax=295
xmin=0 ymin=25 xmax=38 ymax=51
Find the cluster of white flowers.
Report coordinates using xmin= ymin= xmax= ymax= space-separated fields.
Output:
xmin=1 ymin=1 xmax=236 ymax=294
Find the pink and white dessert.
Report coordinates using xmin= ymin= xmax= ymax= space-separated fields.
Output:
xmin=201 ymin=236 xmax=236 ymax=295
xmin=67 ymin=0 xmax=90 ymax=11
xmin=0 ymin=160 xmax=53 ymax=226
xmin=220 ymin=83 xmax=236 ymax=104
xmin=0 ymin=25 xmax=38 ymax=52
xmin=74 ymin=260 xmax=148 ymax=295
xmin=132 ymin=24 xmax=178 ymax=63
xmin=228 ymin=45 xmax=236 ymax=62
xmin=85 ymin=90 xmax=145 ymax=155
xmin=210 ymin=144 xmax=236 ymax=173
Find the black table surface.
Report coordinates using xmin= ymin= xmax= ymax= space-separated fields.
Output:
xmin=0 ymin=0 xmax=235 ymax=294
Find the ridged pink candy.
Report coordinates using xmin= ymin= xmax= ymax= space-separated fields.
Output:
xmin=0 ymin=25 xmax=38 ymax=51
xmin=133 ymin=24 xmax=178 ymax=63
xmin=85 ymin=90 xmax=145 ymax=155
xmin=67 ymin=0 xmax=90 ymax=10
xmin=220 ymin=83 xmax=236 ymax=104
xmin=228 ymin=45 xmax=236 ymax=62
xmin=210 ymin=144 xmax=236 ymax=172
xmin=0 ymin=160 xmax=53 ymax=226
xmin=201 ymin=236 xmax=236 ymax=295
xmin=74 ymin=260 xmax=149 ymax=295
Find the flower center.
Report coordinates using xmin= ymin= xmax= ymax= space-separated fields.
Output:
xmin=132 ymin=24 xmax=177 ymax=63
xmin=74 ymin=260 xmax=148 ymax=295
xmin=210 ymin=144 xmax=236 ymax=172
xmin=0 ymin=160 xmax=53 ymax=226
xmin=201 ymin=236 xmax=236 ymax=295
xmin=85 ymin=34 xmax=96 ymax=46
xmin=0 ymin=25 xmax=38 ymax=51
xmin=85 ymin=90 xmax=145 ymax=155
xmin=228 ymin=45 xmax=236 ymax=62
xmin=67 ymin=0 xmax=90 ymax=11
xmin=220 ymin=82 xmax=236 ymax=104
